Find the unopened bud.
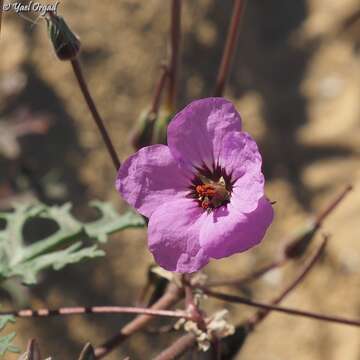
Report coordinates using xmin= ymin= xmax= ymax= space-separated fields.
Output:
xmin=131 ymin=110 xmax=156 ymax=150
xmin=78 ymin=343 xmax=95 ymax=360
xmin=284 ymin=220 xmax=318 ymax=259
xmin=152 ymin=110 xmax=173 ymax=145
xmin=46 ymin=12 xmax=81 ymax=61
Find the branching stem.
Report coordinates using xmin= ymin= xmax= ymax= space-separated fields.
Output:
xmin=94 ymin=283 xmax=183 ymax=359
xmin=247 ymin=236 xmax=328 ymax=328
xmin=207 ymin=185 xmax=352 ymax=288
xmin=203 ymin=287 xmax=360 ymax=328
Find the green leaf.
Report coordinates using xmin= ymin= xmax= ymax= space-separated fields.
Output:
xmin=0 ymin=202 xmax=145 ymax=285
xmin=0 ymin=310 xmax=20 ymax=358
xmin=0 ymin=315 xmax=16 ymax=331
xmin=0 ymin=332 xmax=20 ymax=356
xmin=13 ymin=243 xmax=105 ymax=285
xmin=84 ymin=202 xmax=145 ymax=243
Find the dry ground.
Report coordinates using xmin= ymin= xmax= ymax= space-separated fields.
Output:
xmin=0 ymin=0 xmax=359 ymax=359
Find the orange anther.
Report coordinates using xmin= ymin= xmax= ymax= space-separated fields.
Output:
xmin=196 ymin=184 xmax=216 ymax=197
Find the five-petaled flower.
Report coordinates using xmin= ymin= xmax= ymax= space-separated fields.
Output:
xmin=116 ymin=98 xmax=274 ymax=273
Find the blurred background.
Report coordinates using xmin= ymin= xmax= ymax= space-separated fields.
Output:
xmin=0 ymin=0 xmax=359 ymax=359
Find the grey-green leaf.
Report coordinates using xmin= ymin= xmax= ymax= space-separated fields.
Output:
xmin=84 ymin=202 xmax=145 ymax=243
xmin=0 ymin=315 xmax=16 ymax=331
xmin=0 ymin=332 xmax=20 ymax=356
xmin=0 ymin=201 xmax=144 ymax=285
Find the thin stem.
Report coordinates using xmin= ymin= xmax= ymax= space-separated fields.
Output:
xmin=247 ymin=236 xmax=328 ymax=328
xmin=202 ymin=288 xmax=360 ymax=328
xmin=214 ymin=0 xmax=247 ymax=97
xmin=207 ymin=258 xmax=284 ymax=287
xmin=23 ymin=339 xmax=41 ymax=359
xmin=166 ymin=0 xmax=181 ymax=112
xmin=212 ymin=337 xmax=222 ymax=360
xmin=152 ymin=333 xmax=196 ymax=360
xmin=207 ymin=185 xmax=352 ymax=288
xmin=314 ymin=184 xmax=353 ymax=226
xmin=219 ymin=238 xmax=328 ymax=356
xmin=0 ymin=0 xmax=4 ymax=37
xmin=0 ymin=306 xmax=187 ymax=320
xmin=341 ymin=9 xmax=360 ymax=35
xmin=71 ymin=58 xmax=120 ymax=170
xmin=132 ymin=65 xmax=170 ymax=150
xmin=151 ymin=65 xmax=170 ymax=116
xmin=183 ymin=275 xmax=207 ymax=332
xmin=94 ymin=283 xmax=183 ymax=359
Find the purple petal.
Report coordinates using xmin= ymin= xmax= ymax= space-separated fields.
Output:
xmin=116 ymin=145 xmax=190 ymax=218
xmin=218 ymin=131 xmax=262 ymax=180
xmin=167 ymin=98 xmax=242 ymax=172
xmin=148 ymin=198 xmax=209 ymax=272
xmin=199 ymin=197 xmax=274 ymax=259
xmin=219 ymin=131 xmax=265 ymax=213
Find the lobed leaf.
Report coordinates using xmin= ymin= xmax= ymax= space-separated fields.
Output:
xmin=0 ymin=202 xmax=145 ymax=285
xmin=0 ymin=332 xmax=20 ymax=356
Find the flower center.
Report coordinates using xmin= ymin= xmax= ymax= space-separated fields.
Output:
xmin=195 ymin=176 xmax=231 ymax=210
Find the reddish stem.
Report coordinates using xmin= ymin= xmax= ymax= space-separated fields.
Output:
xmin=247 ymin=236 xmax=328 ymax=328
xmin=71 ymin=58 xmax=120 ymax=170
xmin=206 ymin=258 xmax=284 ymax=287
xmin=0 ymin=0 xmax=4 ymax=36
xmin=151 ymin=65 xmax=170 ymax=116
xmin=94 ymin=283 xmax=183 ymax=359
xmin=214 ymin=0 xmax=247 ymax=96
xmin=207 ymin=185 xmax=352 ymax=288
xmin=166 ymin=0 xmax=182 ymax=112
xmin=152 ymin=333 xmax=196 ymax=360
xmin=183 ymin=275 xmax=207 ymax=332
xmin=0 ymin=306 xmax=187 ymax=320
xmin=23 ymin=339 xmax=41 ymax=359
xmin=202 ymin=288 xmax=360 ymax=328
xmin=314 ymin=184 xmax=353 ymax=226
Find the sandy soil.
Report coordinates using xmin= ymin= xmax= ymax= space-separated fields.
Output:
xmin=0 ymin=0 xmax=359 ymax=359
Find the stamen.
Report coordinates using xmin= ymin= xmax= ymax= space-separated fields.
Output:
xmin=196 ymin=184 xmax=216 ymax=197
xmin=195 ymin=177 xmax=230 ymax=211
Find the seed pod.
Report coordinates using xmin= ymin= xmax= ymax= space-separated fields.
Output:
xmin=46 ymin=12 xmax=81 ymax=61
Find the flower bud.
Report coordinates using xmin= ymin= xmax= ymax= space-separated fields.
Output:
xmin=131 ymin=110 xmax=156 ymax=150
xmin=152 ymin=110 xmax=173 ymax=145
xmin=45 ymin=12 xmax=81 ymax=61
xmin=78 ymin=343 xmax=95 ymax=360
xmin=284 ymin=221 xmax=318 ymax=259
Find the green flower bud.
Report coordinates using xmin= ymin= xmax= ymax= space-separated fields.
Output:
xmin=131 ymin=110 xmax=156 ymax=150
xmin=46 ymin=12 xmax=81 ymax=61
xmin=152 ymin=110 xmax=173 ymax=145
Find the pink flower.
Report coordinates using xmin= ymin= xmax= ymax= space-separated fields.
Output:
xmin=116 ymin=98 xmax=274 ymax=273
